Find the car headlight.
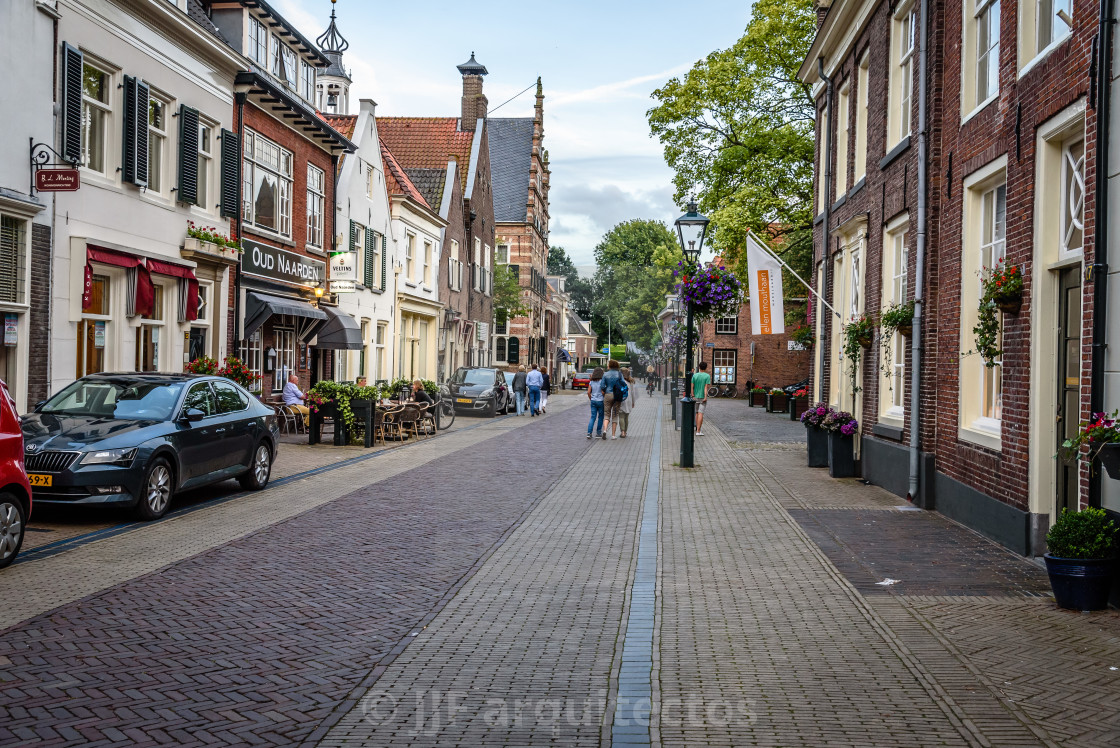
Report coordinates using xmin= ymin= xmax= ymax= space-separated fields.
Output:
xmin=479 ymin=388 xmax=494 ymax=398
xmin=79 ymin=447 xmax=138 ymax=467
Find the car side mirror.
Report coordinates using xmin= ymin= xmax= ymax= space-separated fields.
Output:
xmin=181 ymin=408 xmax=206 ymax=423
xmin=34 ymin=401 xmax=45 ymax=412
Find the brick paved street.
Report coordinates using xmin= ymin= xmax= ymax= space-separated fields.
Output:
xmin=2 ymin=392 xmax=1119 ymax=746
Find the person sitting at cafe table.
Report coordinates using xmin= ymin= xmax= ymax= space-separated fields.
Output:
xmin=283 ymin=373 xmax=310 ymax=425
xmin=412 ymin=380 xmax=434 ymax=405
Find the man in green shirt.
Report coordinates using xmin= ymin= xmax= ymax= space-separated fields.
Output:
xmin=692 ymin=361 xmax=711 ymax=436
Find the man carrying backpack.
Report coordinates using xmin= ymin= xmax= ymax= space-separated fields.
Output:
xmin=600 ymin=360 xmax=628 ymax=440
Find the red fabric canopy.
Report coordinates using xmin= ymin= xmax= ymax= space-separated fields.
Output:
xmin=147 ymin=258 xmax=196 ymax=280
xmin=83 ymin=246 xmax=152 ymax=316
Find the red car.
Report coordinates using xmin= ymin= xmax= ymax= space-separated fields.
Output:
xmin=571 ymin=370 xmax=592 ymax=390
xmin=0 ymin=379 xmax=31 ymax=568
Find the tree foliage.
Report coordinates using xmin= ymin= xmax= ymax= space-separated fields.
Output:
xmin=547 ymin=246 xmax=596 ymax=319
xmin=591 ymin=220 xmax=682 ymax=351
xmin=492 ymin=264 xmax=528 ymax=324
xmin=647 ymin=0 xmax=816 ymax=284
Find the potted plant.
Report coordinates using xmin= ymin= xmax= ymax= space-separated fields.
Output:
xmin=842 ymin=316 xmax=874 ymax=396
xmin=822 ymin=409 xmax=858 ymax=478
xmin=674 ymin=260 xmax=744 ymax=321
xmin=983 ymin=258 xmax=1024 ymax=314
xmin=1044 ymin=507 xmax=1118 ymax=611
xmin=801 ymin=403 xmax=831 ymax=467
xmin=881 ymin=300 xmax=915 ymax=338
xmin=185 ymin=221 xmax=241 ymax=259
xmin=790 ymin=325 xmax=814 ymax=349
xmin=749 ymin=387 xmax=767 ymax=407
xmin=766 ymin=387 xmax=788 ymax=413
xmin=789 ymin=388 xmax=810 ymax=421
xmin=1062 ymin=410 xmax=1120 ymax=479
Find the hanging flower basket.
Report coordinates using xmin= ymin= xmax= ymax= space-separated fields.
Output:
xmin=996 ymin=296 xmax=1022 ymax=315
xmin=674 ymin=261 xmax=744 ymax=321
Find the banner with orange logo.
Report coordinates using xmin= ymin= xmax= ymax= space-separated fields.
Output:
xmin=746 ymin=233 xmax=784 ymax=335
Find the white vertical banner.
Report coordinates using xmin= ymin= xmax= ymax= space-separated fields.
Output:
xmin=745 ymin=232 xmax=785 ymax=335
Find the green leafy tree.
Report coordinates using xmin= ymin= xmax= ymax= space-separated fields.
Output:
xmin=493 ymin=264 xmax=529 ymax=324
xmin=647 ymin=0 xmax=816 ymax=284
xmin=548 ymin=246 xmax=596 ymax=318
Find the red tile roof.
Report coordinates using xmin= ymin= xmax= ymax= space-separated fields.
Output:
xmin=380 ymin=138 xmax=432 ymax=211
xmin=322 ymin=114 xmax=357 ymax=141
xmin=376 ymin=117 xmax=475 ymax=191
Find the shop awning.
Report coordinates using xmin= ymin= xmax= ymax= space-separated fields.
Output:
xmin=243 ymin=291 xmax=326 ymax=342
xmin=557 ymin=347 xmax=572 ymax=363
xmin=315 ymin=306 xmax=364 ymax=350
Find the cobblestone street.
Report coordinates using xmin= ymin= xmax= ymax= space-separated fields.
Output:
xmin=2 ymin=393 xmax=1118 ymax=746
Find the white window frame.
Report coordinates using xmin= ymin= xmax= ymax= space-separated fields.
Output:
xmin=135 ymin=283 xmax=167 ymax=372
xmin=1060 ymin=137 xmax=1085 ymax=256
xmin=197 ymin=119 xmax=215 ymax=211
xmin=888 ymin=3 xmax=917 ymax=148
xmin=423 ymin=239 xmax=433 ymax=286
xmin=405 ymin=232 xmax=415 ymax=282
xmin=829 ymin=223 xmax=867 ymax=410
xmin=147 ymin=92 xmax=170 ymax=195
xmin=239 ymin=329 xmax=263 ymax=384
xmin=959 ymin=157 xmax=1008 ymax=450
xmin=854 ymin=53 xmax=869 ymax=182
xmin=497 ymin=243 xmax=509 ymax=264
xmin=300 ymin=59 xmax=315 ymax=103
xmin=963 ymin=0 xmax=1001 ymax=120
xmin=375 ymin=322 xmax=387 ymax=381
xmin=272 ymin=326 xmax=296 ymax=392
xmin=248 ymin=16 xmax=268 ymax=66
xmin=242 ymin=128 xmax=293 ymax=238
xmin=0 ymin=214 xmax=29 ymax=307
xmin=306 ymin=163 xmax=325 ymax=249
xmin=880 ymin=214 xmax=910 ymax=423
xmin=272 ymin=36 xmax=297 ymax=91
xmin=817 ymin=106 xmax=830 ymax=212
xmin=81 ymin=57 xmax=113 ymax=176
xmin=1019 ymin=0 xmax=1072 ymax=74
xmin=835 ymin=81 xmax=850 ymax=197
xmin=714 ymin=316 xmax=738 ymax=334
xmin=78 ymin=272 xmax=115 ymax=379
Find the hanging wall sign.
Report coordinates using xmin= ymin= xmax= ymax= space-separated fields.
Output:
xmin=331 ymin=279 xmax=356 ymax=294
xmin=35 ymin=168 xmax=80 ymax=191
xmin=94 ymin=321 xmax=106 ymax=348
xmin=3 ymin=314 xmax=17 ymax=346
xmin=330 ymin=252 xmax=356 ymax=281
xmin=241 ymin=239 xmax=326 ymax=288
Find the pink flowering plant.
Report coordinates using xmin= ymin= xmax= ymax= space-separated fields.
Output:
xmin=674 ymin=260 xmax=743 ymax=320
xmin=187 ymin=221 xmax=240 ymax=250
xmin=1062 ymin=411 xmax=1120 ymax=462
xmin=821 ymin=408 xmax=858 ymax=436
xmin=801 ymin=402 xmax=831 ymax=429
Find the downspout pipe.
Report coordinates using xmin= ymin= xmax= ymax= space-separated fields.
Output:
xmin=1091 ymin=0 xmax=1114 ymax=509
xmin=233 ymin=93 xmax=246 ymax=351
xmin=817 ymin=56 xmax=834 ymax=405
xmin=908 ymin=0 xmax=930 ymax=504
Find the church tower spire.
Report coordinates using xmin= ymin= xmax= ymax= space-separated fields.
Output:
xmin=315 ymin=0 xmax=352 ymax=114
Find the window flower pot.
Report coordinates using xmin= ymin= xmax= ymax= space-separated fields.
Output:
xmin=995 ymin=295 xmax=1022 ymax=315
xmin=766 ymin=393 xmax=788 ymax=413
xmin=806 ymin=426 xmax=828 ymax=467
xmin=789 ymin=398 xmax=809 ymax=421
xmin=827 ymin=432 xmax=856 ymax=478
xmin=184 ymin=237 xmax=201 ymax=252
xmin=1043 ymin=555 xmax=1117 ymax=611
xmin=750 ymin=392 xmax=766 ymax=407
xmin=1096 ymin=442 xmax=1120 ymax=480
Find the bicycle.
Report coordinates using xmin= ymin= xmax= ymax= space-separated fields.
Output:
xmin=435 ymin=384 xmax=456 ymax=430
xmin=705 ymin=384 xmax=738 ymax=398
xmin=647 ymin=380 xmax=656 ymax=397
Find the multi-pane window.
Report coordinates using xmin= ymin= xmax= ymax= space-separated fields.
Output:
xmin=1038 ymin=0 xmax=1072 ymax=50
xmin=189 ymin=283 xmax=210 ymax=362
xmin=713 ymin=350 xmax=736 ymax=384
xmin=375 ymin=323 xmax=387 ymax=381
xmin=817 ymin=107 xmax=829 ymax=211
xmin=366 ymin=163 xmax=375 ymax=198
xmin=423 ymin=240 xmax=433 ymax=285
xmin=307 ymin=164 xmax=325 ymax=249
xmin=473 ymin=239 xmax=482 ymax=291
xmin=239 ymin=329 xmax=263 ymax=383
xmin=136 ymin=285 xmax=165 ymax=372
xmin=78 ymin=274 xmax=110 ymax=378
xmin=147 ymin=96 xmax=168 ymax=193
xmin=0 ymin=216 xmax=27 ymax=305
xmin=497 ymin=244 xmax=509 ymax=263
xmin=300 ymin=60 xmax=315 ymax=103
xmin=81 ymin=61 xmax=111 ymax=173
xmin=883 ymin=225 xmax=909 ymax=414
xmin=849 ymin=246 xmax=862 ymax=320
xmin=1061 ymin=138 xmax=1085 ymax=254
xmin=242 ymin=129 xmax=293 ymax=236
xmin=854 ymin=54 xmax=869 ymax=181
xmin=197 ymin=122 xmax=213 ymax=209
xmin=900 ymin=9 xmax=915 ymax=133
xmin=248 ymin=17 xmax=268 ymax=66
xmin=715 ymin=316 xmax=737 ymax=334
xmin=448 ymin=240 xmax=462 ymax=291
xmin=835 ymin=82 xmax=849 ymax=196
xmin=980 ymin=184 xmax=1006 ymax=421
xmin=976 ymin=0 xmax=1001 ymax=105
xmin=272 ymin=36 xmax=297 ymax=90
xmin=272 ymin=327 xmax=295 ymax=392
xmin=405 ymin=233 xmax=415 ymax=280
xmin=359 ymin=321 xmax=368 ymax=379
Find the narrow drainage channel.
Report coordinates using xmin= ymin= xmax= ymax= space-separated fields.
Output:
xmin=611 ymin=402 xmax=661 ymax=746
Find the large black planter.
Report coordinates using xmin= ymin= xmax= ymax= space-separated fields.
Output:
xmin=806 ymin=427 xmax=828 ymax=467
xmin=1097 ymin=442 xmax=1120 ymax=480
xmin=789 ymin=398 xmax=809 ymax=421
xmin=827 ymin=432 xmax=856 ymax=478
xmin=1044 ymin=555 xmax=1117 ymax=611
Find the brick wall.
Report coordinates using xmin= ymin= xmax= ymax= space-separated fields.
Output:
xmin=697 ymin=301 xmax=811 ymax=393
xmin=27 ymin=223 xmax=51 ymax=404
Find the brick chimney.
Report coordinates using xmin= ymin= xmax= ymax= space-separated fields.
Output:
xmin=457 ymin=52 xmax=489 ymax=131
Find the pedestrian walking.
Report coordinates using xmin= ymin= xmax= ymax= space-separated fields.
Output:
xmin=526 ymin=364 xmax=544 ymax=416
xmin=512 ymin=365 xmax=528 ymax=416
xmin=586 ymin=367 xmax=605 ymax=439
xmin=618 ymin=367 xmax=636 ymax=438
xmin=540 ymin=371 xmax=551 ymax=413
xmin=692 ymin=361 xmax=711 ymax=436
xmin=601 ymin=359 xmax=626 ymax=439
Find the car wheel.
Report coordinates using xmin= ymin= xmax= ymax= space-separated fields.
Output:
xmin=135 ymin=457 xmax=174 ymax=520
xmin=0 ymin=493 xmax=26 ymax=569
xmin=238 ymin=442 xmax=272 ymax=490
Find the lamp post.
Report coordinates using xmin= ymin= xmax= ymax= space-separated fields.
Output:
xmin=674 ymin=200 xmax=710 ymax=468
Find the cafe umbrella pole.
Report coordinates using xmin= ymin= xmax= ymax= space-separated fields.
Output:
xmin=674 ymin=201 xmax=709 ymax=468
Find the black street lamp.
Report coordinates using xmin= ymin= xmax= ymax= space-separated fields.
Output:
xmin=674 ymin=200 xmax=710 ymax=468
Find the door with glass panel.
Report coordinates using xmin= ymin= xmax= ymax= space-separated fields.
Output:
xmin=1056 ymin=268 xmax=1081 ymax=515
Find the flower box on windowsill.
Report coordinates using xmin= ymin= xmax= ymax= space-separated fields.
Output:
xmin=184 ymin=237 xmax=239 ymax=263
xmin=1096 ymin=442 xmax=1120 ymax=480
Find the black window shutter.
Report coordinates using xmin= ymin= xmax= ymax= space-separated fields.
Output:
xmin=364 ymin=227 xmax=375 ymax=288
xmin=62 ymin=44 xmax=83 ymax=164
xmin=219 ymin=128 xmax=239 ymax=216
xmin=507 ymin=337 xmax=519 ymax=363
xmin=177 ymin=105 xmax=200 ymax=204
xmin=121 ymin=76 xmax=148 ymax=187
xmin=381 ymin=233 xmax=387 ymax=289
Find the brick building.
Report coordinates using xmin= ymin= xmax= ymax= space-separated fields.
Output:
xmin=800 ymin=0 xmax=1104 ymax=555
xmin=490 ymin=79 xmax=554 ymax=374
xmin=696 ymin=304 xmax=811 ymax=394
xmin=208 ymin=0 xmax=355 ymax=396
xmin=378 ymin=54 xmax=497 ymax=380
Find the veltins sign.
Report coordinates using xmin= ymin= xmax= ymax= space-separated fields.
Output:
xmin=329 ymin=252 xmax=356 ymax=293
xmin=241 ymin=239 xmax=325 ymax=288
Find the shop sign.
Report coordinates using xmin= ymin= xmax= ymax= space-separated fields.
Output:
xmin=94 ymin=321 xmax=106 ymax=349
xmin=476 ymin=322 xmax=489 ymax=341
xmin=3 ymin=314 xmax=16 ymax=346
xmin=331 ymin=279 xmax=356 ymax=294
xmin=330 ymin=252 xmax=356 ymax=281
xmin=787 ymin=340 xmax=807 ymax=351
xmin=241 ymin=239 xmax=325 ymax=287
xmin=35 ymin=168 xmax=80 ymax=191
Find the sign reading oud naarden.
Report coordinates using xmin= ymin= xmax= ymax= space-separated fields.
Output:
xmin=241 ymin=239 xmax=325 ymax=288
xmin=35 ymin=168 xmax=80 ymax=191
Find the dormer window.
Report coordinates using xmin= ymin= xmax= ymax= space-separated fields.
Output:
xmin=248 ymin=17 xmax=268 ymax=67
xmin=272 ymin=36 xmax=297 ymax=90
xmin=300 ymin=60 xmax=315 ymax=103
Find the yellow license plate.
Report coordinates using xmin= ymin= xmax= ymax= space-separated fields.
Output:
xmin=28 ymin=474 xmax=52 ymax=487
xmin=456 ymin=398 xmax=472 ymax=404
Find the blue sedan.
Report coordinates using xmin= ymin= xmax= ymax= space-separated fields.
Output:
xmin=21 ymin=373 xmax=279 ymax=520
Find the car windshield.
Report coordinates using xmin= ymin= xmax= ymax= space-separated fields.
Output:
xmin=41 ymin=379 xmax=184 ymax=421
xmin=451 ymin=368 xmax=496 ymax=386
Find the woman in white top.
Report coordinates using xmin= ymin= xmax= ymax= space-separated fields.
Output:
xmin=618 ymin=367 xmax=636 ymax=438
xmin=587 ymin=367 xmax=605 ymax=439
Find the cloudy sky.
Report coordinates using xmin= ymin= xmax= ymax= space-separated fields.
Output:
xmin=275 ymin=0 xmax=754 ymax=266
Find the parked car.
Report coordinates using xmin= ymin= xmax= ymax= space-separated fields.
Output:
xmin=0 ymin=379 xmax=32 ymax=569
xmin=571 ymin=369 xmax=592 ymax=390
xmin=21 ymin=373 xmax=279 ymax=520
xmin=783 ymin=378 xmax=810 ymax=396
xmin=448 ymin=367 xmax=511 ymax=417
xmin=502 ymin=371 xmax=518 ymax=413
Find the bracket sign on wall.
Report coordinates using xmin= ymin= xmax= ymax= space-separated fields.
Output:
xmin=30 ymin=138 xmax=80 ymax=195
